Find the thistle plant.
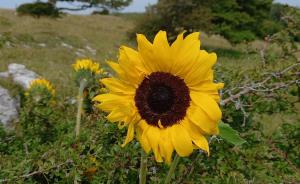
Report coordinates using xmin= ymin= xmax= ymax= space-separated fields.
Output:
xmin=21 ymin=78 xmax=57 ymax=143
xmin=72 ymin=59 xmax=107 ymax=138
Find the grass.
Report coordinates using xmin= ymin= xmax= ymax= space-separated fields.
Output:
xmin=0 ymin=9 xmax=134 ymax=97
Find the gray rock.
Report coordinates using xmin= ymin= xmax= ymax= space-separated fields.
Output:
xmin=0 ymin=86 xmax=19 ymax=129
xmin=0 ymin=72 xmax=9 ymax=78
xmin=38 ymin=43 xmax=46 ymax=47
xmin=61 ymin=42 xmax=73 ymax=49
xmin=85 ymin=45 xmax=97 ymax=55
xmin=8 ymin=63 xmax=39 ymax=89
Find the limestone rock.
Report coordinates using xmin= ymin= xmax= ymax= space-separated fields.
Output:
xmin=8 ymin=63 xmax=39 ymax=89
xmin=0 ymin=72 xmax=9 ymax=78
xmin=0 ymin=86 xmax=19 ymax=129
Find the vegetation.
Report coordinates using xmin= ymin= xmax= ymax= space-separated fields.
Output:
xmin=16 ymin=2 xmax=59 ymax=18
xmin=0 ymin=3 xmax=300 ymax=183
xmin=132 ymin=0 xmax=294 ymax=43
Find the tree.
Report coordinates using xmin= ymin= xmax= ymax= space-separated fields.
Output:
xmin=133 ymin=0 xmax=285 ymax=43
xmin=48 ymin=0 xmax=132 ymax=11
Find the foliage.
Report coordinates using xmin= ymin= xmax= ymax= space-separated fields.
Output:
xmin=218 ymin=122 xmax=246 ymax=146
xmin=17 ymin=2 xmax=59 ymax=18
xmin=131 ymin=0 xmax=293 ymax=43
xmin=92 ymin=9 xmax=110 ymax=15
xmin=130 ymin=0 xmax=213 ymax=41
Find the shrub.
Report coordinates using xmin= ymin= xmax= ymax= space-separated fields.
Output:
xmin=92 ymin=9 xmax=110 ymax=15
xmin=16 ymin=2 xmax=59 ymax=18
xmin=130 ymin=0 xmax=289 ymax=44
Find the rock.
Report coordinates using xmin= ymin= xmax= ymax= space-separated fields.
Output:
xmin=0 ymin=86 xmax=19 ymax=129
xmin=8 ymin=63 xmax=39 ymax=89
xmin=61 ymin=42 xmax=73 ymax=49
xmin=38 ymin=43 xmax=46 ymax=47
xmin=85 ymin=45 xmax=97 ymax=56
xmin=0 ymin=72 xmax=9 ymax=78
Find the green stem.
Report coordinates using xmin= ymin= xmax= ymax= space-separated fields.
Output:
xmin=139 ymin=150 xmax=147 ymax=184
xmin=164 ymin=154 xmax=180 ymax=184
xmin=75 ymin=79 xmax=87 ymax=138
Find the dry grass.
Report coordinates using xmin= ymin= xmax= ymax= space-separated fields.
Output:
xmin=0 ymin=9 xmax=134 ymax=96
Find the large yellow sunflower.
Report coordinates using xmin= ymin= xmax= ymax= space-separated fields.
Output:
xmin=94 ymin=31 xmax=223 ymax=163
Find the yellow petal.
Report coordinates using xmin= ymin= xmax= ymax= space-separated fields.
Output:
xmin=153 ymin=31 xmax=172 ymax=72
xmin=94 ymin=94 xmax=136 ymax=117
xmin=187 ymin=106 xmax=219 ymax=135
xmin=171 ymin=32 xmax=201 ymax=76
xmin=119 ymin=46 xmax=145 ymax=85
xmin=107 ymin=61 xmax=124 ymax=76
xmin=122 ymin=123 xmax=135 ymax=147
xmin=185 ymin=52 xmax=217 ymax=86
xmin=137 ymin=121 xmax=151 ymax=153
xmin=136 ymin=34 xmax=157 ymax=73
xmin=181 ymin=119 xmax=210 ymax=154
xmin=171 ymin=124 xmax=193 ymax=157
xmin=159 ymin=128 xmax=174 ymax=164
xmin=101 ymin=78 xmax=135 ymax=95
xmin=146 ymin=126 xmax=163 ymax=162
xmin=190 ymin=92 xmax=222 ymax=122
xmin=192 ymin=135 xmax=209 ymax=155
xmin=106 ymin=109 xmax=127 ymax=123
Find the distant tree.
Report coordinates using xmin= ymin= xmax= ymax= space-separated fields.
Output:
xmin=48 ymin=0 xmax=132 ymax=11
xmin=132 ymin=0 xmax=285 ymax=43
xmin=131 ymin=0 xmax=213 ymax=41
xmin=211 ymin=0 xmax=277 ymax=43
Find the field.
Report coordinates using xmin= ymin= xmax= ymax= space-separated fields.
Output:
xmin=0 ymin=9 xmax=300 ymax=183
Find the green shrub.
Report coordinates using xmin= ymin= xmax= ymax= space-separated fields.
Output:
xmin=130 ymin=0 xmax=290 ymax=44
xmin=16 ymin=2 xmax=59 ymax=18
xmin=259 ymin=20 xmax=284 ymax=37
xmin=92 ymin=9 xmax=110 ymax=15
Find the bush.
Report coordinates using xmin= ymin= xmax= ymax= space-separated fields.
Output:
xmin=92 ymin=9 xmax=110 ymax=15
xmin=130 ymin=0 xmax=289 ymax=44
xmin=16 ymin=2 xmax=59 ymax=18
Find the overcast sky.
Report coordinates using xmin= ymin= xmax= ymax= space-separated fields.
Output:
xmin=0 ymin=0 xmax=299 ymax=13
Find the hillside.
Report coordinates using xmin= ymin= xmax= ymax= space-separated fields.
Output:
xmin=0 ymin=9 xmax=134 ymax=96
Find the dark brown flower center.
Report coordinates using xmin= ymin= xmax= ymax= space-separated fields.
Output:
xmin=135 ymin=72 xmax=190 ymax=128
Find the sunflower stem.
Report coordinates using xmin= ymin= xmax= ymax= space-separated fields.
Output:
xmin=139 ymin=150 xmax=147 ymax=184
xmin=75 ymin=78 xmax=87 ymax=138
xmin=164 ymin=154 xmax=180 ymax=184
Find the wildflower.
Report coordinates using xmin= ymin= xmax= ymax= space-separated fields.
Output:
xmin=27 ymin=78 xmax=55 ymax=98
xmin=73 ymin=59 xmax=101 ymax=74
xmin=94 ymin=31 xmax=223 ymax=163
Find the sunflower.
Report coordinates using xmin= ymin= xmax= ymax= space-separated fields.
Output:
xmin=72 ymin=59 xmax=101 ymax=74
xmin=94 ymin=31 xmax=223 ymax=163
xmin=28 ymin=78 xmax=55 ymax=97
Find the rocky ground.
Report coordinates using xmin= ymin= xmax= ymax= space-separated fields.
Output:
xmin=0 ymin=63 xmax=38 ymax=128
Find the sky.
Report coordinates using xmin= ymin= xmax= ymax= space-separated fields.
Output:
xmin=0 ymin=0 xmax=299 ymax=13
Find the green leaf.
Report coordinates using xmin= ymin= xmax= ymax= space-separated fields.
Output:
xmin=218 ymin=122 xmax=246 ymax=146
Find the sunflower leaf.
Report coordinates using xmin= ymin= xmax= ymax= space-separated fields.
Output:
xmin=218 ymin=122 xmax=246 ymax=146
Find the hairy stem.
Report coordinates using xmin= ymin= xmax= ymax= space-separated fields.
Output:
xmin=139 ymin=150 xmax=148 ymax=184
xmin=75 ymin=79 xmax=87 ymax=138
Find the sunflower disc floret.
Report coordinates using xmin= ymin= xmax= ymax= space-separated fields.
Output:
xmin=94 ymin=31 xmax=224 ymax=163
